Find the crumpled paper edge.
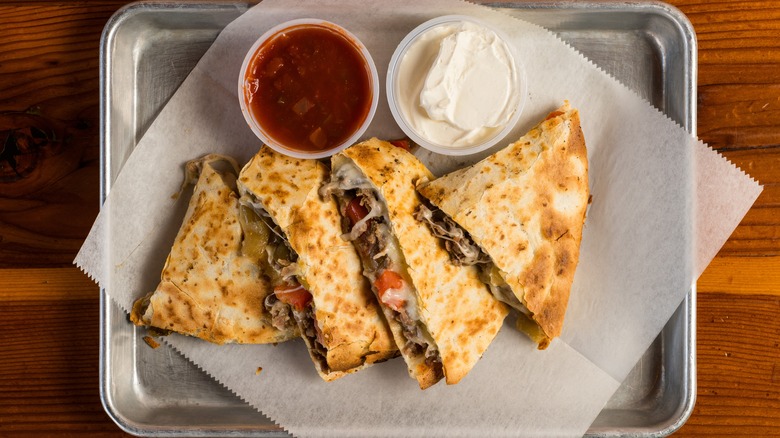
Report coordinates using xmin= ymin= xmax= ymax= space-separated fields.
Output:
xmin=160 ymin=335 xmax=296 ymax=437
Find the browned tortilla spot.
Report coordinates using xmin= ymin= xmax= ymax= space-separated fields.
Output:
xmin=237 ymin=146 xmax=397 ymax=380
xmin=129 ymin=157 xmax=298 ymax=345
xmin=337 ymin=139 xmax=508 ymax=386
xmin=417 ymin=102 xmax=589 ymax=347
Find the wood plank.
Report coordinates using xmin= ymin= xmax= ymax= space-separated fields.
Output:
xmin=697 ymin=63 xmax=780 ymax=87
xmin=681 ymin=0 xmax=780 ymax=256
xmin=0 ymin=3 xmax=126 ymax=268
xmin=716 ymin=147 xmax=780 ymax=185
xmin=677 ymin=292 xmax=780 ymax=436
xmin=698 ymin=256 xmax=780 ymax=296
xmin=0 ymin=284 xmax=126 ymax=436
xmin=657 ymin=1 xmax=780 ymax=261
xmin=698 ymin=87 xmax=780 ymax=149
xmin=713 ymin=147 xmax=780 ymax=256
xmin=0 ymin=268 xmax=97 ymax=301
xmin=676 ymin=1 xmax=780 ymax=151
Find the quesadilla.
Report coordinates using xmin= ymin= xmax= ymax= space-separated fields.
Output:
xmin=131 ymin=154 xmax=298 ymax=344
xmin=237 ymin=146 xmax=397 ymax=381
xmin=416 ymin=102 xmax=589 ymax=349
xmin=321 ymin=138 xmax=508 ymax=389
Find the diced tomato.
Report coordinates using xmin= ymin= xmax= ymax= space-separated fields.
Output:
xmin=389 ymin=138 xmax=411 ymax=151
xmin=374 ymin=270 xmax=406 ymax=311
xmin=375 ymin=270 xmax=404 ymax=292
xmin=544 ymin=110 xmax=564 ymax=121
xmin=274 ymin=283 xmax=312 ymax=311
xmin=345 ymin=196 xmax=369 ymax=226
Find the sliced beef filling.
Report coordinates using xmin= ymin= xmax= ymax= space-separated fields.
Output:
xmin=321 ymin=164 xmax=441 ymax=370
xmin=294 ymin=304 xmax=329 ymax=369
xmin=240 ymin=199 xmax=327 ymax=368
xmin=265 ymin=295 xmax=293 ymax=331
xmin=258 ymin=212 xmax=299 ymax=332
xmin=262 ymin=219 xmax=327 ymax=369
xmin=344 ymin=198 xmax=434 ymax=361
xmin=416 ymin=205 xmax=547 ymax=344
xmin=414 ymin=203 xmax=525 ymax=311
xmin=350 ymin=214 xmax=390 ymax=276
xmin=414 ymin=203 xmax=491 ymax=266
xmin=395 ymin=305 xmax=434 ymax=362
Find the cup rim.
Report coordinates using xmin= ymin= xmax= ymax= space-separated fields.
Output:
xmin=386 ymin=15 xmax=527 ymax=156
xmin=238 ymin=18 xmax=379 ymax=160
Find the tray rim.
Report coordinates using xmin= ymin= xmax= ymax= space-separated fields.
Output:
xmin=98 ymin=1 xmax=698 ymax=436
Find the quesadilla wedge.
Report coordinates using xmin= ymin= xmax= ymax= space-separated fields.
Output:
xmin=131 ymin=154 xmax=298 ymax=344
xmin=237 ymin=146 xmax=397 ymax=381
xmin=416 ymin=102 xmax=589 ymax=349
xmin=321 ymin=138 xmax=508 ymax=389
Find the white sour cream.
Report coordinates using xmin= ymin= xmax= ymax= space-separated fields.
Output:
xmin=397 ymin=20 xmax=520 ymax=148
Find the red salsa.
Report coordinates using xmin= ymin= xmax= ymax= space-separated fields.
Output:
xmin=243 ymin=24 xmax=373 ymax=152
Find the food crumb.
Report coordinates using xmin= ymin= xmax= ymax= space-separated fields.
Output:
xmin=142 ymin=336 xmax=161 ymax=349
xmin=256 ymin=367 xmax=263 ymax=375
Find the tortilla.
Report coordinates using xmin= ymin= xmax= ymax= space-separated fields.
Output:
xmin=237 ymin=146 xmax=397 ymax=381
xmin=331 ymin=139 xmax=508 ymax=387
xmin=130 ymin=154 xmax=298 ymax=344
xmin=417 ymin=102 xmax=589 ymax=349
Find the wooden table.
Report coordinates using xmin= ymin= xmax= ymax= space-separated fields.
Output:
xmin=1 ymin=0 xmax=777 ymax=436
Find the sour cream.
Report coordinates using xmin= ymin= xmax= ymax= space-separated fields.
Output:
xmin=391 ymin=18 xmax=523 ymax=152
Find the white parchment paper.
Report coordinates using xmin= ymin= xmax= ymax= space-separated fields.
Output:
xmin=76 ymin=0 xmax=763 ymax=436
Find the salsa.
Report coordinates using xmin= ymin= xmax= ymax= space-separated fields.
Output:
xmin=243 ymin=24 xmax=373 ymax=152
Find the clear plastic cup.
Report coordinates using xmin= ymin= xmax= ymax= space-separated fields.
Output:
xmin=386 ymin=15 xmax=527 ymax=156
xmin=239 ymin=19 xmax=379 ymax=159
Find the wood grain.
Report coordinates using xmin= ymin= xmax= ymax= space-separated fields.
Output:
xmin=674 ymin=0 xmax=780 ymax=434
xmin=698 ymin=256 xmax=780 ymax=296
xmin=0 ymin=267 xmax=98 ymax=300
xmin=681 ymin=0 xmax=780 ymax=259
xmin=0 ymin=268 xmax=124 ymax=437
xmin=0 ymin=3 xmax=133 ymax=436
xmin=679 ymin=291 xmax=780 ymax=437
xmin=0 ymin=0 xmax=778 ymax=437
xmin=0 ymin=2 xmax=126 ymax=268
xmin=673 ymin=0 xmax=780 ymax=435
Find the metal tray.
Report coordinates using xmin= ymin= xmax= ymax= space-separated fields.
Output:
xmin=99 ymin=1 xmax=696 ymax=436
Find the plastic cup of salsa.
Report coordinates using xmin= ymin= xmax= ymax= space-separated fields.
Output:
xmin=239 ymin=19 xmax=379 ymax=159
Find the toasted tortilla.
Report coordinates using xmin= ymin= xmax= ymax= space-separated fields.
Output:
xmin=417 ymin=102 xmax=589 ymax=349
xmin=335 ymin=138 xmax=508 ymax=386
xmin=237 ymin=146 xmax=397 ymax=381
xmin=130 ymin=155 xmax=298 ymax=344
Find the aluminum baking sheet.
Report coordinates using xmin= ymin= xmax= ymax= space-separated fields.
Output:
xmin=99 ymin=1 xmax=696 ymax=436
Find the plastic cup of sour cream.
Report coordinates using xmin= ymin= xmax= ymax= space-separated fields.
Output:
xmin=387 ymin=15 xmax=527 ymax=156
